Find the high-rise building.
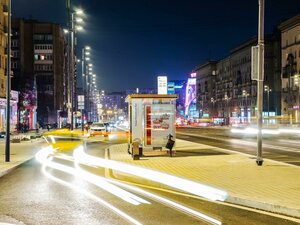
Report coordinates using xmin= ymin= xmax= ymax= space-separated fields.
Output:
xmin=11 ymin=19 xmax=67 ymax=128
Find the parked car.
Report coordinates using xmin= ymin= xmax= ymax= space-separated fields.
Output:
xmin=90 ymin=122 xmax=106 ymax=136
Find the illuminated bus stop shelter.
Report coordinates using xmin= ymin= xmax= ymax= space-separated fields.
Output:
xmin=125 ymin=94 xmax=177 ymax=157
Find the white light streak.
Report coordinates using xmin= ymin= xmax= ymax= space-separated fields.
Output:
xmin=231 ymin=128 xmax=280 ymax=135
xmin=106 ymin=178 xmax=222 ymax=225
xmin=41 ymin=165 xmax=142 ymax=225
xmin=73 ymin=156 xmax=150 ymax=205
xmin=73 ymin=146 xmax=228 ymax=202
xmin=35 ymin=147 xmax=143 ymax=225
xmin=36 ymin=147 xmax=149 ymax=205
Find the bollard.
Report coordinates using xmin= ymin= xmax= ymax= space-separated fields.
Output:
xmin=132 ymin=141 xmax=140 ymax=160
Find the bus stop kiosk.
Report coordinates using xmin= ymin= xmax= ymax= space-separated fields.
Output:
xmin=125 ymin=94 xmax=177 ymax=159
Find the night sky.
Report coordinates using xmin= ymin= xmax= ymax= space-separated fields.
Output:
xmin=13 ymin=0 xmax=300 ymax=92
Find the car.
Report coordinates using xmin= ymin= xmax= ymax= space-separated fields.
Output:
xmin=0 ymin=131 xmax=6 ymax=138
xmin=90 ymin=122 xmax=106 ymax=136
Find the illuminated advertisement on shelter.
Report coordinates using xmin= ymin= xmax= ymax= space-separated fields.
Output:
xmin=145 ymin=104 xmax=175 ymax=146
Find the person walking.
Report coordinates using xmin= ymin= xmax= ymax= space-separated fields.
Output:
xmin=36 ymin=122 xmax=40 ymax=133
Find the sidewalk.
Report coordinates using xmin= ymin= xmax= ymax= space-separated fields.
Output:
xmin=0 ymin=137 xmax=45 ymax=177
xmin=107 ymin=139 xmax=300 ymax=218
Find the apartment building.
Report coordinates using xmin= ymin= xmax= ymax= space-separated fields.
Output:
xmin=0 ymin=0 xmax=18 ymax=131
xmin=11 ymin=19 xmax=67 ymax=128
xmin=194 ymin=33 xmax=281 ymax=124
xmin=278 ymin=14 xmax=300 ymax=123
xmin=194 ymin=61 xmax=217 ymax=118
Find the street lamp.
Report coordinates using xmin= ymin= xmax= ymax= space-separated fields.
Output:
xmin=69 ymin=8 xmax=84 ymax=130
xmin=242 ymin=90 xmax=250 ymax=123
xmin=210 ymin=97 xmax=216 ymax=119
xmin=264 ymin=85 xmax=272 ymax=117
xmin=81 ymin=45 xmax=90 ymax=130
xmin=224 ymin=94 xmax=230 ymax=125
xmin=5 ymin=0 xmax=11 ymax=162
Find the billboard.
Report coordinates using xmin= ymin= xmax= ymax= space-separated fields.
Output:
xmin=157 ymin=76 xmax=167 ymax=94
xmin=185 ymin=78 xmax=196 ymax=115
xmin=167 ymin=82 xmax=175 ymax=94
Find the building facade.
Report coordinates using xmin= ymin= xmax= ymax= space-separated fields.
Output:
xmin=194 ymin=33 xmax=281 ymax=125
xmin=278 ymin=14 xmax=300 ymax=124
xmin=194 ymin=61 xmax=217 ymax=119
xmin=0 ymin=0 xmax=18 ymax=132
xmin=11 ymin=19 xmax=67 ymax=129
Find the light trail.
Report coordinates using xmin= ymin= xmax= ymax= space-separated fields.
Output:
xmin=105 ymin=177 xmax=222 ymax=225
xmin=36 ymin=147 xmax=149 ymax=205
xmin=55 ymin=152 xmax=221 ymax=225
xmin=35 ymin=147 xmax=143 ymax=225
xmin=73 ymin=146 xmax=228 ymax=202
xmin=55 ymin=151 xmax=222 ymax=224
xmin=231 ymin=127 xmax=280 ymax=135
xmin=73 ymin=157 xmax=150 ymax=205
xmin=36 ymin=145 xmax=222 ymax=225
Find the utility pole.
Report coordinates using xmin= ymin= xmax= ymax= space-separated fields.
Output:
xmin=70 ymin=12 xmax=75 ymax=130
xmin=5 ymin=0 xmax=11 ymax=162
xmin=256 ymin=0 xmax=264 ymax=166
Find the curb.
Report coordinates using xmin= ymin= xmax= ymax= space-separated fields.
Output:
xmin=110 ymin=167 xmax=300 ymax=218
xmin=0 ymin=158 xmax=34 ymax=178
xmin=226 ymin=196 xmax=300 ymax=219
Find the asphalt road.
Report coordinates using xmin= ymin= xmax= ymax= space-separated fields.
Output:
xmin=176 ymin=126 xmax=300 ymax=166
xmin=0 ymin=134 xmax=298 ymax=225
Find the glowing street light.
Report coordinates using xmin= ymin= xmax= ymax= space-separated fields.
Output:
xmin=264 ymin=85 xmax=272 ymax=117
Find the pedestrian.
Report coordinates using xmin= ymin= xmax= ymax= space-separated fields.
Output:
xmin=47 ymin=124 xmax=50 ymax=131
xmin=36 ymin=122 xmax=40 ymax=133
xmin=85 ymin=124 xmax=89 ymax=133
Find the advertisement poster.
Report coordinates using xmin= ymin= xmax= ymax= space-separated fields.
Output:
xmin=157 ymin=76 xmax=168 ymax=94
xmin=185 ymin=78 xmax=196 ymax=115
xmin=145 ymin=104 xmax=174 ymax=146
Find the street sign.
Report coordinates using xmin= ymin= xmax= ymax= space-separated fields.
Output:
xmin=78 ymin=95 xmax=85 ymax=110
xmin=251 ymin=45 xmax=259 ymax=81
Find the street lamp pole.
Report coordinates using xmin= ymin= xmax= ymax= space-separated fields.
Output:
xmin=243 ymin=90 xmax=249 ymax=123
xmin=225 ymin=94 xmax=229 ymax=125
xmin=5 ymin=0 xmax=11 ymax=162
xmin=70 ymin=12 xmax=75 ymax=130
xmin=256 ymin=0 xmax=265 ymax=166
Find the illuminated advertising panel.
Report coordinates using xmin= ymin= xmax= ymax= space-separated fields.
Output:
xmin=144 ymin=104 xmax=175 ymax=146
xmin=185 ymin=78 xmax=196 ymax=115
xmin=167 ymin=82 xmax=175 ymax=94
xmin=157 ymin=76 xmax=167 ymax=94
